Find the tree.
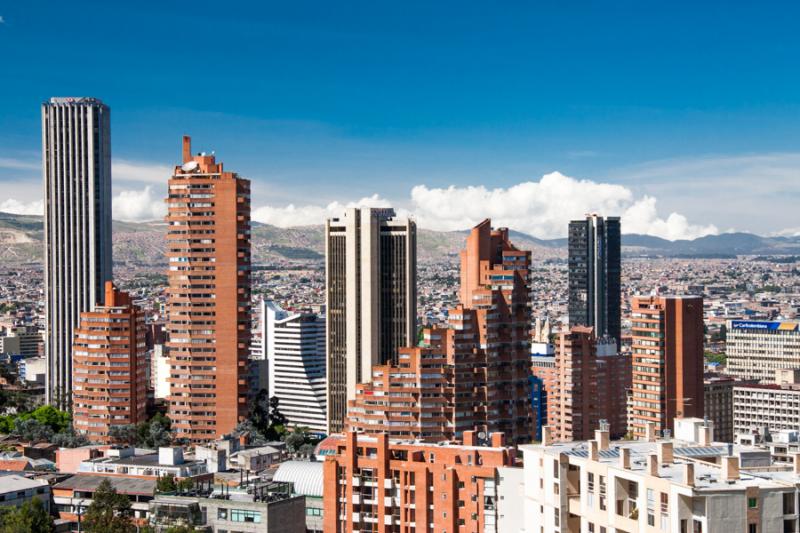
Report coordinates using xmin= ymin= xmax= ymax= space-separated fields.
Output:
xmin=0 ymin=496 xmax=53 ymax=533
xmin=18 ymin=405 xmax=71 ymax=433
xmin=250 ymin=389 xmax=271 ymax=434
xmin=284 ymin=431 xmax=306 ymax=453
xmin=108 ymin=424 xmax=138 ymax=446
xmin=13 ymin=418 xmax=53 ymax=443
xmin=137 ymin=413 xmax=172 ymax=448
xmin=233 ymin=420 xmax=267 ymax=446
xmin=51 ymin=426 xmax=89 ymax=448
xmin=82 ymin=479 xmax=135 ymax=533
xmin=155 ymin=473 xmax=177 ymax=494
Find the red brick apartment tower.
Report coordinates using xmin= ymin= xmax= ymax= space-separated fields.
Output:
xmin=628 ymin=295 xmax=704 ymax=439
xmin=457 ymin=219 xmax=533 ymax=443
xmin=323 ymin=430 xmax=514 ymax=533
xmin=72 ymin=282 xmax=146 ymax=443
xmin=345 ymin=326 xmax=455 ymax=441
xmin=534 ymin=326 xmax=631 ymax=442
xmin=165 ymin=136 xmax=251 ymax=442
xmin=549 ymin=326 xmax=599 ymax=442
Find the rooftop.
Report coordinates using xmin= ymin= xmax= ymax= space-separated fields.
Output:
xmin=273 ymin=461 xmax=323 ymax=497
xmin=54 ymin=474 xmax=156 ymax=496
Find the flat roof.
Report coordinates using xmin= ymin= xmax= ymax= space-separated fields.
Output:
xmin=54 ymin=474 xmax=155 ymax=496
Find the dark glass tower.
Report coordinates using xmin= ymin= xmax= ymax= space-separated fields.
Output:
xmin=568 ymin=215 xmax=621 ymax=343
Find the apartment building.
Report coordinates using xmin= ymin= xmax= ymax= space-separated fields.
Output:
xmin=704 ymin=374 xmax=739 ymax=443
xmin=322 ymin=430 xmax=515 ymax=533
xmin=521 ymin=419 xmax=800 ymax=533
xmin=165 ymin=136 xmax=251 ymax=442
xmin=531 ymin=327 xmax=630 ymax=443
xmin=629 ymin=295 xmax=705 ymax=439
xmin=72 ymin=282 xmax=147 ymax=443
xmin=727 ymin=320 xmax=800 ymax=384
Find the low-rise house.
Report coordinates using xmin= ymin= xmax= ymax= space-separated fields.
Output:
xmin=0 ymin=473 xmax=51 ymax=511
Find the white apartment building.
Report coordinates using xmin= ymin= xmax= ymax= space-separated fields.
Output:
xmin=519 ymin=419 xmax=800 ymax=533
xmin=727 ymin=320 xmax=800 ymax=383
xmin=261 ymin=300 xmax=327 ymax=434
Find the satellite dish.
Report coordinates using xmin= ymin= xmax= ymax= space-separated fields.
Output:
xmin=477 ymin=431 xmax=487 ymax=440
xmin=181 ymin=161 xmax=199 ymax=172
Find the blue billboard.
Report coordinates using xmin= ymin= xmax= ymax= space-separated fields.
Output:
xmin=731 ymin=321 xmax=781 ymax=331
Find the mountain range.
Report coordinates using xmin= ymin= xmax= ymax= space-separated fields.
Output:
xmin=1 ymin=211 xmax=798 ymax=267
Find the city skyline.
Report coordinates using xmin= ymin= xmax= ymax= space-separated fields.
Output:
xmin=2 ymin=3 xmax=800 ymax=238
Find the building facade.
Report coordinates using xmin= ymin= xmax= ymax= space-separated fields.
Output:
xmin=568 ymin=214 xmax=621 ymax=344
xmin=260 ymin=300 xmax=327 ymax=434
xmin=704 ymin=374 xmax=738 ymax=443
xmin=72 ymin=282 xmax=147 ymax=443
xmin=42 ymin=97 xmax=113 ymax=407
xmin=629 ymin=295 xmax=705 ymax=439
xmin=322 ymin=431 xmax=514 ymax=533
xmin=521 ymin=420 xmax=800 ymax=533
xmin=345 ymin=328 xmax=454 ymax=441
xmin=344 ymin=220 xmax=533 ymax=444
xmin=325 ymin=207 xmax=417 ymax=433
xmin=733 ymin=371 xmax=800 ymax=442
xmin=534 ymin=326 xmax=631 ymax=443
xmin=165 ymin=136 xmax=251 ymax=442
xmin=727 ymin=320 xmax=800 ymax=384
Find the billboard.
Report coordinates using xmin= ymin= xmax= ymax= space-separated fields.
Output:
xmin=731 ymin=320 xmax=797 ymax=332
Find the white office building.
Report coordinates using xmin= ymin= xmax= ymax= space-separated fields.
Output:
xmin=727 ymin=320 xmax=800 ymax=384
xmin=260 ymin=300 xmax=327 ymax=434
xmin=42 ymin=97 xmax=112 ymax=407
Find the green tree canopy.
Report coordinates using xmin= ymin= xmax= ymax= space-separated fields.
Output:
xmin=0 ymin=496 xmax=53 ymax=533
xmin=82 ymin=479 xmax=135 ymax=533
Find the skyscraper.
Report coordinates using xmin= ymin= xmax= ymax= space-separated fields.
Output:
xmin=325 ymin=207 xmax=416 ymax=433
xmin=165 ymin=136 xmax=251 ymax=443
xmin=628 ymin=295 xmax=705 ymax=439
xmin=261 ymin=300 xmax=327 ymax=434
xmin=568 ymin=214 xmax=621 ymax=343
xmin=344 ymin=220 xmax=533 ymax=444
xmin=42 ymin=97 xmax=112 ymax=407
xmin=72 ymin=282 xmax=146 ymax=443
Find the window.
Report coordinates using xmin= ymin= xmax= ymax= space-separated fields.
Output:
xmin=748 ymin=524 xmax=756 ymax=533
xmin=783 ymin=492 xmax=795 ymax=515
xmin=748 ymin=497 xmax=758 ymax=509
xmin=217 ymin=508 xmax=227 ymax=519
xmin=230 ymin=509 xmax=261 ymax=523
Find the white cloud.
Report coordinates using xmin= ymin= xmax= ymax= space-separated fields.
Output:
xmin=112 ymin=186 xmax=166 ymax=221
xmin=0 ymin=198 xmax=43 ymax=216
xmin=112 ymin=159 xmax=172 ymax=184
xmin=774 ymin=228 xmax=800 ymax=238
xmin=252 ymin=194 xmax=395 ymax=227
xmin=253 ymin=171 xmax=717 ymax=240
xmin=0 ymin=157 xmax=38 ymax=170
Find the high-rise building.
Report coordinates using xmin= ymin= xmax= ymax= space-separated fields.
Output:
xmin=42 ymin=97 xmax=112 ymax=407
xmin=533 ymin=326 xmax=630 ymax=442
xmin=325 ymin=207 xmax=416 ymax=433
xmin=72 ymin=282 xmax=146 ymax=443
xmin=344 ymin=220 xmax=533 ymax=444
xmin=568 ymin=214 xmax=621 ymax=343
xmin=345 ymin=327 xmax=454 ymax=441
xmin=322 ymin=430 xmax=515 ymax=533
xmin=628 ymin=295 xmax=704 ymax=439
xmin=726 ymin=320 xmax=800 ymax=383
xmin=261 ymin=300 xmax=327 ymax=434
xmin=165 ymin=136 xmax=251 ymax=443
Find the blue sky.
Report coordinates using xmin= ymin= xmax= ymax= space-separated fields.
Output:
xmin=1 ymin=1 xmax=799 ymax=238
